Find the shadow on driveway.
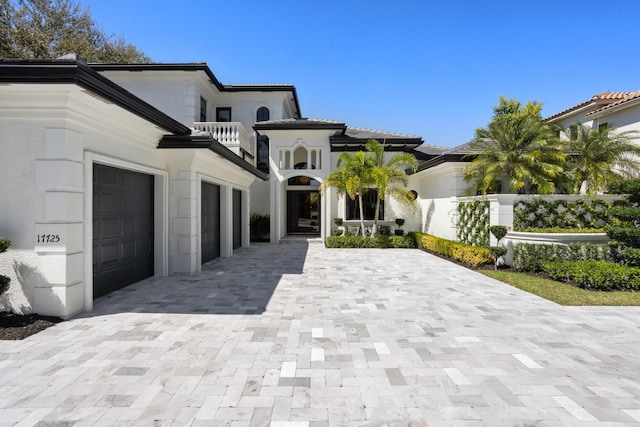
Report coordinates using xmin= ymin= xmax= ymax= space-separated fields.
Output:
xmin=79 ymin=242 xmax=309 ymax=317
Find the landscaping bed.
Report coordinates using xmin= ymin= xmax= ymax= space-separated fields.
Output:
xmin=0 ymin=312 xmax=63 ymax=340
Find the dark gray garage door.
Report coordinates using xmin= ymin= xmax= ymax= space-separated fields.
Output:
xmin=201 ymin=182 xmax=221 ymax=263
xmin=233 ymin=189 xmax=242 ymax=250
xmin=93 ymin=164 xmax=154 ymax=298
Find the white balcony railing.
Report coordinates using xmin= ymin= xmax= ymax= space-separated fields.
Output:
xmin=194 ymin=122 xmax=254 ymax=158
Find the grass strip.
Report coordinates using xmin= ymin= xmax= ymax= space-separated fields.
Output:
xmin=479 ymin=270 xmax=640 ymax=306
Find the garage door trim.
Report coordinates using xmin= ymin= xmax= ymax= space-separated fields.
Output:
xmin=83 ymin=153 xmax=168 ymax=311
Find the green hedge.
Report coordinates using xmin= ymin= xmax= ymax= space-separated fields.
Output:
xmin=512 ymin=242 xmax=612 ymax=272
xmin=542 ymin=260 xmax=640 ymax=291
xmin=325 ymin=235 xmax=416 ymax=249
xmin=414 ymin=232 xmax=493 ymax=268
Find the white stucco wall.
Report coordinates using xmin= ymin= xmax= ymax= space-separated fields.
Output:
xmin=411 ymin=162 xmax=468 ymax=241
xmin=250 ymin=181 xmax=271 ymax=216
xmin=0 ymin=83 xmax=260 ymax=318
xmin=549 ymin=101 xmax=640 ymax=142
xmin=0 ymin=86 xmax=170 ymax=317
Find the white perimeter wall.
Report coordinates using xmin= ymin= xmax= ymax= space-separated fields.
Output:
xmin=410 ymin=162 xmax=468 ymax=241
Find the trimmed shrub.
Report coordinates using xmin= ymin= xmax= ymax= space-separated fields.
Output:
xmin=250 ymin=213 xmax=270 ymax=242
xmin=0 ymin=238 xmax=10 ymax=253
xmin=325 ymin=235 xmax=416 ymax=249
xmin=0 ymin=237 xmax=11 ymax=296
xmin=379 ymin=225 xmax=391 ymax=236
xmin=512 ymin=242 xmax=612 ymax=272
xmin=414 ymin=232 xmax=493 ymax=268
xmin=542 ymin=260 xmax=640 ymax=291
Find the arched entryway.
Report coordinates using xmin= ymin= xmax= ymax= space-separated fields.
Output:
xmin=286 ymin=174 xmax=321 ymax=235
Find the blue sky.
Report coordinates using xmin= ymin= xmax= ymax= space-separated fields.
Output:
xmin=81 ymin=0 xmax=640 ymax=148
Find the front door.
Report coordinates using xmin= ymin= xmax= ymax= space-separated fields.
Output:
xmin=287 ymin=191 xmax=320 ymax=234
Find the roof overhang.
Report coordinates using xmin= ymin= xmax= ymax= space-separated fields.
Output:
xmin=416 ymin=153 xmax=470 ymax=173
xmin=330 ymin=135 xmax=422 ymax=152
xmin=158 ymin=134 xmax=268 ymax=180
xmin=254 ymin=119 xmax=346 ymax=132
xmin=0 ymin=59 xmax=191 ymax=136
xmin=588 ymin=95 xmax=640 ymax=119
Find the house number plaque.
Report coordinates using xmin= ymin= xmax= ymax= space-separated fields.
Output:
xmin=36 ymin=234 xmax=61 ymax=243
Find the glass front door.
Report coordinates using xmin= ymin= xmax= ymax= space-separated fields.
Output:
xmin=287 ymin=191 xmax=320 ymax=234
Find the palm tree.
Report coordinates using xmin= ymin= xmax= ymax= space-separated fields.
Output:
xmin=366 ymin=139 xmax=418 ymax=236
xmin=463 ymin=97 xmax=567 ymax=195
xmin=565 ymin=123 xmax=640 ymax=194
xmin=322 ymin=151 xmax=374 ymax=237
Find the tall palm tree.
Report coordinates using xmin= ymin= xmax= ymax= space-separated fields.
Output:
xmin=463 ymin=97 xmax=566 ymax=195
xmin=322 ymin=150 xmax=374 ymax=237
xmin=565 ymin=123 xmax=640 ymax=194
xmin=366 ymin=139 xmax=418 ymax=236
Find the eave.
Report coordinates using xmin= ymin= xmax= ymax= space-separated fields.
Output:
xmin=329 ymin=136 xmax=423 ymax=152
xmin=415 ymin=153 xmax=470 ymax=173
xmin=158 ymin=135 xmax=268 ymax=180
xmin=0 ymin=59 xmax=191 ymax=136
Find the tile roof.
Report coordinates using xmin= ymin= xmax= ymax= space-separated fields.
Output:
xmin=588 ymin=90 xmax=640 ymax=117
xmin=343 ymin=127 xmax=422 ymax=140
xmin=545 ymin=90 xmax=639 ymax=121
xmin=412 ymin=143 xmax=449 ymax=156
xmin=254 ymin=118 xmax=346 ymax=130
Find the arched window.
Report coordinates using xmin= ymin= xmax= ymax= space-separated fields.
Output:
xmin=256 ymin=106 xmax=270 ymax=122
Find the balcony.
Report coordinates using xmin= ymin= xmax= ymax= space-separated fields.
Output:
xmin=194 ymin=122 xmax=254 ymax=159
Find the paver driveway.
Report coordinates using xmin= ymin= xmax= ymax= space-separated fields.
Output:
xmin=1 ymin=241 xmax=640 ymax=426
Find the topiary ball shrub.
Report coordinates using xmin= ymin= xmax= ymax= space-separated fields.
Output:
xmin=489 ymin=225 xmax=508 ymax=242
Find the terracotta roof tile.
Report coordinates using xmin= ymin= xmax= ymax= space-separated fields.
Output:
xmin=545 ymin=90 xmax=640 ymax=121
xmin=588 ymin=90 xmax=640 ymax=116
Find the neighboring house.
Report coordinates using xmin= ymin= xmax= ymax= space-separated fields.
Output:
xmin=545 ymin=90 xmax=640 ymax=135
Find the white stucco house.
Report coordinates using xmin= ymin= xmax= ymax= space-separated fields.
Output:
xmin=3 ymin=53 xmax=638 ymax=318
xmin=545 ymin=90 xmax=640 ymax=135
xmin=0 ymin=57 xmax=435 ymax=318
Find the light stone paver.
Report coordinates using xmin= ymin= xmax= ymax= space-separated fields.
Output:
xmin=1 ymin=241 xmax=640 ymax=426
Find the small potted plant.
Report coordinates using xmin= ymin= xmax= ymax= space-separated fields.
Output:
xmin=394 ymin=218 xmax=405 ymax=236
xmin=333 ymin=217 xmax=345 ymax=236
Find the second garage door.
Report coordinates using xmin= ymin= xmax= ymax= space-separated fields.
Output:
xmin=201 ymin=181 xmax=221 ymax=263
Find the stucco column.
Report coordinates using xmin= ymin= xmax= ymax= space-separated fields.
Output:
xmin=488 ymin=194 xmax=516 ymax=245
xmin=169 ymin=169 xmax=199 ymax=273
xmin=220 ymin=184 xmax=232 ymax=258
xmin=270 ymin=175 xmax=280 ymax=243
xmin=33 ymin=128 xmax=85 ymax=318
